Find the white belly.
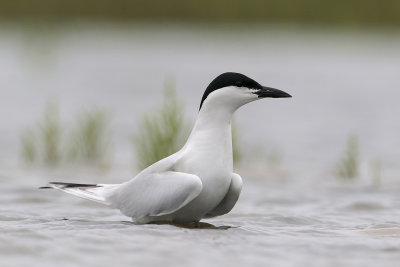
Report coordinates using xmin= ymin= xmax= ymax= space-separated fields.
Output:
xmin=166 ymin=149 xmax=233 ymax=222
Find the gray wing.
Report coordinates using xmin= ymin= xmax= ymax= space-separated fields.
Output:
xmin=204 ymin=173 xmax=243 ymax=218
xmin=112 ymin=171 xmax=202 ymax=220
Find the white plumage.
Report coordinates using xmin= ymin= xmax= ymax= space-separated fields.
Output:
xmin=44 ymin=72 xmax=291 ymax=224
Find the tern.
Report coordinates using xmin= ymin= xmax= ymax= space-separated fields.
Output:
xmin=42 ymin=72 xmax=291 ymax=224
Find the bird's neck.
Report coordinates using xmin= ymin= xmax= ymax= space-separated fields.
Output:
xmin=193 ymin=103 xmax=236 ymax=133
xmin=184 ymin=104 xmax=235 ymax=166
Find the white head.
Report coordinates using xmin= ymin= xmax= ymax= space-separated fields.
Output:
xmin=199 ymin=72 xmax=291 ymax=113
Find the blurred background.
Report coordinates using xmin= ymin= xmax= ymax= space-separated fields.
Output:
xmin=1 ymin=1 xmax=400 ymax=267
xmin=1 ymin=0 xmax=399 ymax=178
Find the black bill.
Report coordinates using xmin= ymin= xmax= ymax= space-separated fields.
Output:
xmin=255 ymin=86 xmax=292 ymax=98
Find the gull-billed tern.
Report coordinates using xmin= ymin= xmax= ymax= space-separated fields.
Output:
xmin=42 ymin=72 xmax=291 ymax=225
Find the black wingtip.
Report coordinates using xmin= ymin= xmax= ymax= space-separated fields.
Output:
xmin=39 ymin=182 xmax=99 ymax=190
xmin=49 ymin=182 xmax=99 ymax=188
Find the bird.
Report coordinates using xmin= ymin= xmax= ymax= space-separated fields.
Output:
xmin=42 ymin=72 xmax=291 ymax=225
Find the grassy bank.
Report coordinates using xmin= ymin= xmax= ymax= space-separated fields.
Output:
xmin=1 ymin=0 xmax=400 ymax=27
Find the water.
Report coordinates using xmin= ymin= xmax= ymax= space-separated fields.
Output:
xmin=1 ymin=175 xmax=400 ymax=267
xmin=1 ymin=24 xmax=400 ymax=266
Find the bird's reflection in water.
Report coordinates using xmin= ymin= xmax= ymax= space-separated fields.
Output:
xmin=122 ymin=220 xmax=233 ymax=229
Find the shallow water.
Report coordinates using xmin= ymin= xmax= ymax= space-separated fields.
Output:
xmin=1 ymin=25 xmax=400 ymax=266
xmin=1 ymin=175 xmax=400 ymax=267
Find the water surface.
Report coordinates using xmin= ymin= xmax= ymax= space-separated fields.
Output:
xmin=1 ymin=175 xmax=400 ymax=267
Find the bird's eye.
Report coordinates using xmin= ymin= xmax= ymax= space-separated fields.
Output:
xmin=236 ymin=82 xmax=243 ymax=87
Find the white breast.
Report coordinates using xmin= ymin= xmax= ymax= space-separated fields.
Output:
xmin=168 ymin=123 xmax=233 ymax=220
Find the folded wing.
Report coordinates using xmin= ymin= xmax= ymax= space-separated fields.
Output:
xmin=111 ymin=171 xmax=202 ymax=220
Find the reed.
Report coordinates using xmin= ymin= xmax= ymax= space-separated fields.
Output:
xmin=20 ymin=128 xmax=36 ymax=164
xmin=38 ymin=102 xmax=63 ymax=166
xmin=133 ymin=79 xmax=188 ymax=170
xmin=19 ymin=103 xmax=112 ymax=168
xmin=19 ymin=102 xmax=63 ymax=166
xmin=69 ymin=108 xmax=112 ymax=165
xmin=336 ymin=134 xmax=359 ymax=179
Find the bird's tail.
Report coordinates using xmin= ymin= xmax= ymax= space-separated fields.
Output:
xmin=40 ymin=182 xmax=119 ymax=205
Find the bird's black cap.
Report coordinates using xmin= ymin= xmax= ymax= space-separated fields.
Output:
xmin=200 ymin=72 xmax=262 ymax=109
xmin=199 ymin=72 xmax=290 ymax=110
